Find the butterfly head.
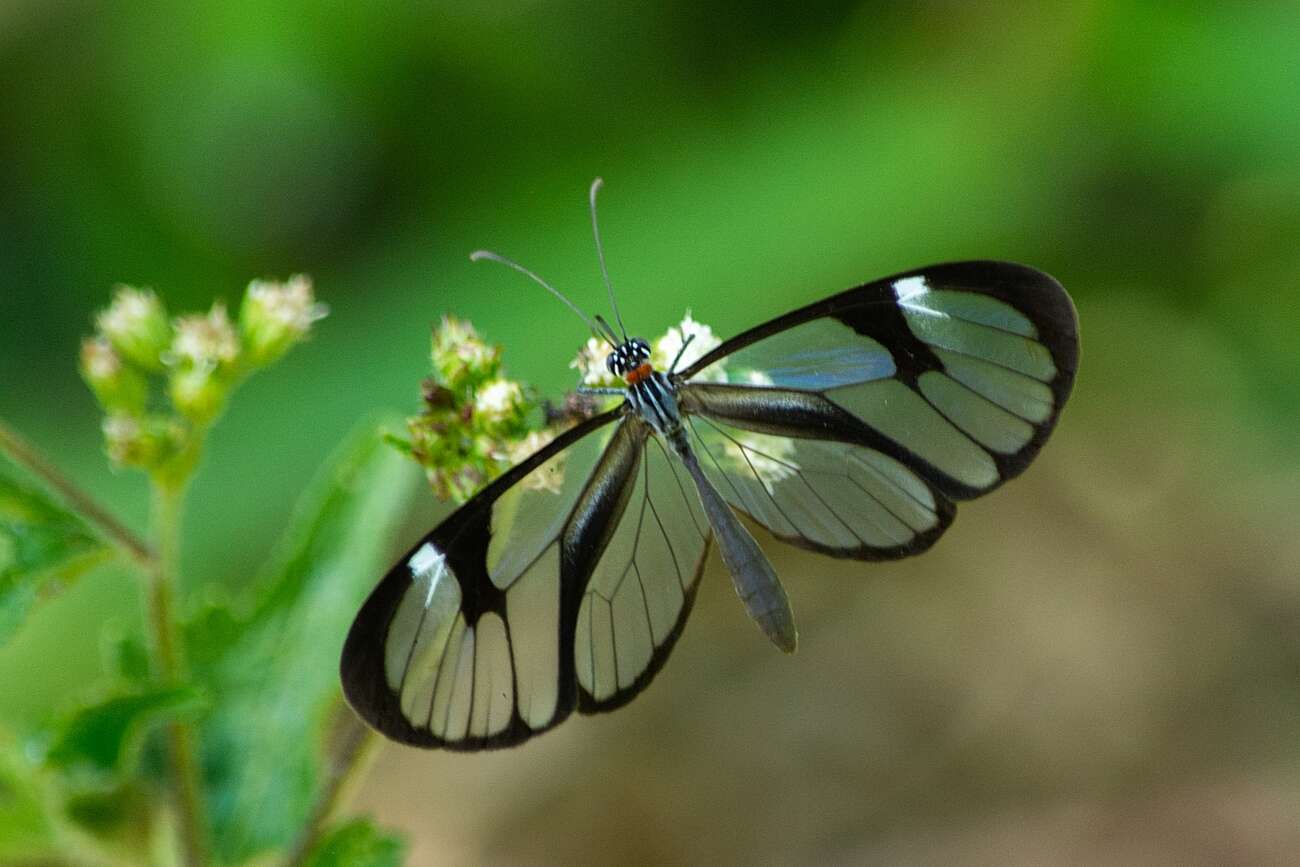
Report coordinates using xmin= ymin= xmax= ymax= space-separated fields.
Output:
xmin=606 ymin=337 xmax=652 ymax=383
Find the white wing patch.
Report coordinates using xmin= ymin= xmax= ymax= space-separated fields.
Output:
xmin=386 ymin=543 xmax=461 ymax=694
xmin=893 ymin=274 xmax=929 ymax=303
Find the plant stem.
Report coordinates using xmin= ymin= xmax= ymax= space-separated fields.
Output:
xmin=0 ymin=418 xmax=153 ymax=566
xmin=148 ymin=477 xmax=208 ymax=867
xmin=0 ymin=417 xmax=210 ymax=861
xmin=283 ymin=705 xmax=381 ymax=867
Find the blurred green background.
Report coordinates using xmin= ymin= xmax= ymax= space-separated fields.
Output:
xmin=3 ymin=1 xmax=1300 ymax=863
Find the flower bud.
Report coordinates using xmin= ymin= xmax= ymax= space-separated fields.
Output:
xmin=170 ymin=303 xmax=240 ymax=368
xmin=431 ymin=315 xmax=499 ymax=390
xmin=79 ymin=336 xmax=147 ymax=412
xmin=239 ymin=274 xmax=328 ymax=367
xmin=473 ymin=378 xmax=524 ymax=427
xmin=95 ymin=286 xmax=171 ymax=371
xmin=102 ymin=414 xmax=179 ymax=470
xmin=169 ymin=365 xmax=227 ymax=423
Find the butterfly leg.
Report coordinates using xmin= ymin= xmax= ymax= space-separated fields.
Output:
xmin=668 ymin=333 xmax=696 ymax=375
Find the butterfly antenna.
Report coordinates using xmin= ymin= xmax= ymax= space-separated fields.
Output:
xmin=589 ymin=177 xmax=628 ymax=342
xmin=470 ymin=249 xmax=618 ymax=347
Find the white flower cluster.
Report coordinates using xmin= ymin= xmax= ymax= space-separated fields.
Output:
xmin=505 ymin=430 xmax=566 ymax=494
xmin=651 ymin=311 xmax=722 ymax=378
xmin=570 ymin=336 xmax=620 ymax=388
xmin=80 ymin=336 xmax=121 ymax=381
xmin=95 ymin=286 xmax=170 ymax=370
xmin=474 ymin=378 xmax=524 ymax=422
xmin=569 ymin=311 xmax=727 ymax=387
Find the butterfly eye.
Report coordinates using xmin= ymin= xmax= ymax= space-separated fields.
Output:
xmin=605 ymin=352 xmax=621 ymax=374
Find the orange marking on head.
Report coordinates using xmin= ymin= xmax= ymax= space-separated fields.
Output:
xmin=625 ymin=362 xmax=653 ymax=385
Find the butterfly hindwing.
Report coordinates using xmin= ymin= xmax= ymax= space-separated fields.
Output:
xmin=575 ymin=422 xmax=710 ymax=711
xmin=677 ymin=404 xmax=954 ymax=560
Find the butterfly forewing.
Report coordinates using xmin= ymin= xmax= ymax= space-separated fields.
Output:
xmin=679 ymin=260 xmax=1078 ymax=504
xmin=342 ymin=408 xmax=628 ymax=749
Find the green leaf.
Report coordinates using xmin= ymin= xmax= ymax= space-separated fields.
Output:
xmin=41 ymin=685 xmax=204 ymax=783
xmin=380 ymin=431 xmax=413 ymax=456
xmin=301 ymin=818 xmax=406 ymax=867
xmin=0 ymin=453 xmax=114 ymax=646
xmin=63 ymin=782 xmax=158 ymax=861
xmin=101 ymin=624 xmax=151 ymax=684
xmin=0 ymin=735 xmax=59 ymax=862
xmin=193 ymin=418 xmax=416 ymax=864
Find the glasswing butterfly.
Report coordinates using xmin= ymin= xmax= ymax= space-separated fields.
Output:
xmin=341 ymin=179 xmax=1079 ymax=750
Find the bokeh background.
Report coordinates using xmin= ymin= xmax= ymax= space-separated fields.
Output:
xmin=3 ymin=2 xmax=1300 ymax=864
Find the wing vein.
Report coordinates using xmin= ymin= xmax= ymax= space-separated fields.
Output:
xmin=632 ymin=559 xmax=655 ymax=654
xmin=921 ymin=343 xmax=1051 ymax=381
xmin=897 ymin=304 xmax=1038 ymax=340
xmin=694 ymin=415 xmax=808 ymax=540
xmin=650 ymin=434 xmax=708 ymax=539
xmin=646 ymin=483 xmax=688 ymax=594
xmin=787 ymin=466 xmax=869 ymax=546
xmin=686 ymin=415 xmax=770 ymax=524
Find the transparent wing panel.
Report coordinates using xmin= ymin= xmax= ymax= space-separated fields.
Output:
xmin=486 ymin=428 xmax=611 ymax=590
xmin=575 ymin=433 xmax=710 ymax=708
xmin=683 ymin=412 xmax=947 ymax=560
xmin=695 ymin=317 xmax=895 ymax=389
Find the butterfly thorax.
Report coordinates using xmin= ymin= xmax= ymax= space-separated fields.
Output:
xmin=626 ymin=369 xmax=682 ymax=438
xmin=606 ymin=337 xmax=684 ymax=442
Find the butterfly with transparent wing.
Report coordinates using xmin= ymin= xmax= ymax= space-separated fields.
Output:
xmin=341 ymin=179 xmax=1079 ymax=750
